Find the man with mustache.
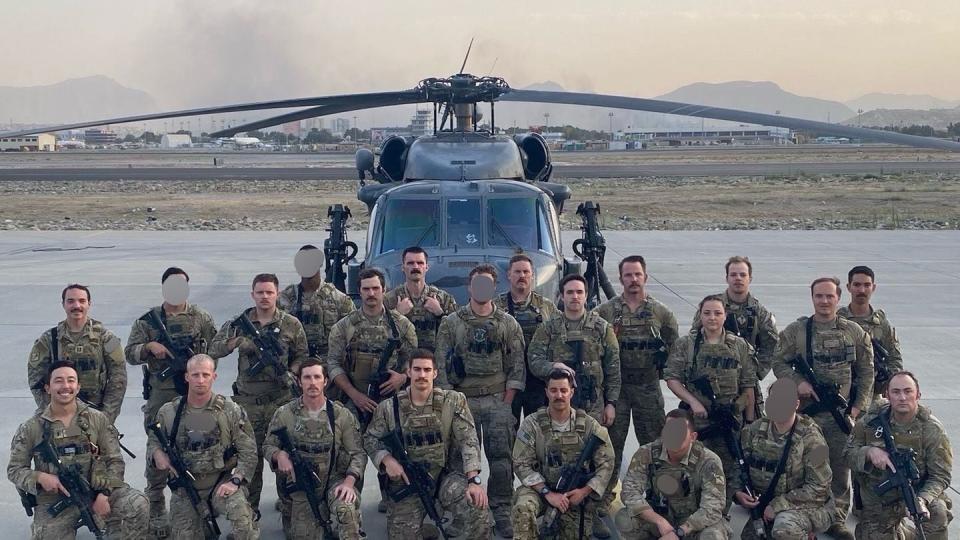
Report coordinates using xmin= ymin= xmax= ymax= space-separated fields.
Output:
xmin=838 ymin=265 xmax=903 ymax=401
xmin=495 ymin=253 xmax=560 ymax=425
xmin=28 ymin=284 xmax=128 ymax=424
xmin=384 ymin=246 xmax=457 ymax=353
xmin=263 ymin=359 xmax=366 ymax=539
xmin=9 ymin=360 xmax=150 ymax=538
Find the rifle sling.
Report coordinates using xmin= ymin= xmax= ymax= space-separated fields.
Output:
xmin=322 ymin=398 xmax=336 ymax=501
xmin=169 ymin=396 xmax=189 ymax=452
xmin=50 ymin=327 xmax=59 ymax=363
xmin=758 ymin=417 xmax=798 ymax=510
xmin=804 ymin=317 xmax=814 ymax=370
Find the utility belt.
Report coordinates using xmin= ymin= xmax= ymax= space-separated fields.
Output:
xmin=455 ymin=372 xmax=507 ymax=398
xmin=232 ymin=385 xmax=291 ymax=406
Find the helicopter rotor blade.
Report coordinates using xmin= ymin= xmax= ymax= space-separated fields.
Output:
xmin=459 ymin=37 xmax=475 ymax=74
xmin=500 ymin=89 xmax=960 ymax=152
xmin=0 ymin=90 xmax=423 ymax=138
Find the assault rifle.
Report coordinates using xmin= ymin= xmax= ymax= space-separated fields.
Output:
xmin=650 ymin=326 xmax=670 ymax=377
xmin=791 ymin=354 xmax=853 ymax=435
xmin=148 ymin=422 xmax=221 ymax=539
xmin=232 ymin=312 xmax=301 ymax=397
xmin=324 ymin=205 xmax=358 ymax=293
xmin=379 ymin=429 xmax=448 ymax=539
xmin=35 ymin=438 xmax=105 ymax=539
xmin=871 ymin=338 xmax=893 ymax=388
xmin=271 ymin=427 xmax=331 ymax=534
xmin=564 ymin=339 xmax=597 ymax=410
xmin=360 ymin=336 xmax=402 ymax=427
xmin=144 ymin=308 xmax=195 ymax=396
xmin=540 ymin=433 xmax=605 ymax=537
xmin=572 ymin=201 xmax=615 ymax=309
xmin=869 ymin=410 xmax=928 ymax=540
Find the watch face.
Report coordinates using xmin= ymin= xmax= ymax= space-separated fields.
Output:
xmin=230 ymin=477 xmax=242 ymax=486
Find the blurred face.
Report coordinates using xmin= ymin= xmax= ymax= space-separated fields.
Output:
xmin=407 ymin=357 xmax=437 ymax=392
xmin=546 ymin=378 xmax=574 ymax=412
xmin=46 ymin=366 xmax=79 ymax=406
xmin=468 ymin=272 xmax=496 ymax=304
xmin=811 ymin=281 xmax=840 ymax=319
xmin=508 ymin=261 xmax=534 ymax=293
xmin=402 ymin=252 xmax=429 ymax=283
xmin=662 ymin=417 xmax=696 ymax=454
xmin=847 ymin=273 xmax=876 ymax=306
xmin=726 ymin=262 xmax=752 ymax=296
xmin=620 ymin=261 xmax=647 ymax=295
xmin=887 ymin=374 xmax=920 ymax=417
xmin=700 ymin=300 xmax=726 ymax=333
xmin=300 ymin=365 xmax=326 ymax=398
xmin=251 ymin=281 xmax=278 ymax=311
xmin=360 ymin=276 xmax=384 ymax=310
xmin=562 ymin=279 xmax=587 ymax=314
xmin=185 ymin=358 xmax=217 ymax=394
xmin=62 ymin=288 xmax=90 ymax=323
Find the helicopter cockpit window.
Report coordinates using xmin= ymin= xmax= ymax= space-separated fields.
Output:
xmin=446 ymin=198 xmax=482 ymax=248
xmin=487 ymin=198 xmax=556 ymax=255
xmin=379 ymin=199 xmax=440 ymax=253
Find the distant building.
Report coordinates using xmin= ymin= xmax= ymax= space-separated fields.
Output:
xmin=621 ymin=127 xmax=791 ymax=146
xmin=370 ymin=127 xmax=411 ymax=144
xmin=411 ymin=109 xmax=433 ymax=137
xmin=160 ymin=133 xmax=193 ymax=148
xmin=333 ymin=118 xmax=351 ymax=136
xmin=83 ymin=128 xmax=118 ymax=146
xmin=0 ymin=133 xmax=56 ymax=151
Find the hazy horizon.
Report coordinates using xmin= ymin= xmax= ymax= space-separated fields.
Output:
xmin=3 ymin=1 xmax=958 ymax=109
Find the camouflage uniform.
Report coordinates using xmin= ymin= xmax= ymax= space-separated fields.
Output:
xmin=363 ymin=388 xmax=493 ymax=540
xmin=28 ymin=319 xmax=127 ymax=423
xmin=495 ymin=291 xmax=560 ymax=422
xmin=845 ymin=401 xmax=953 ymax=540
xmin=263 ymin=398 xmax=366 ymax=540
xmin=619 ymin=439 xmax=730 ymax=539
xmin=595 ymin=295 xmax=678 ymax=509
xmin=209 ymin=307 xmax=309 ymax=513
xmin=147 ymin=393 xmax=259 ymax=540
xmin=435 ymin=304 xmax=526 ymax=522
xmin=326 ymin=308 xmax=417 ymax=430
xmin=664 ymin=330 xmax=758 ymax=506
xmin=838 ymin=306 xmax=903 ymax=400
xmin=384 ymin=283 xmax=457 ymax=352
xmin=731 ymin=415 xmax=834 ymax=539
xmin=511 ymin=408 xmax=614 ymax=539
xmin=279 ymin=282 xmax=355 ymax=361
xmin=772 ymin=316 xmax=873 ymax=527
xmin=126 ymin=303 xmax=217 ymax=519
xmin=7 ymin=402 xmax=149 ymax=539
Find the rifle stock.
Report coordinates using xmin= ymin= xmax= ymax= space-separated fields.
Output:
xmin=35 ymin=439 xmax=105 ymax=539
xmin=540 ymin=433 xmax=605 ymax=537
xmin=271 ymin=427 xmax=330 ymax=529
xmin=379 ymin=429 xmax=448 ymax=539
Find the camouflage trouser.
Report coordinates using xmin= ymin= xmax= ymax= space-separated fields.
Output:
xmin=812 ymin=411 xmax=851 ymax=526
xmin=511 ymin=485 xmax=598 ymax=540
xmin=738 ymin=506 xmax=832 ymax=539
xmin=458 ymin=393 xmax=516 ymax=521
xmin=700 ymin=434 xmax=737 ymax=512
xmin=170 ymin=483 xmax=257 ymax=540
xmin=288 ymin=484 xmax=362 ymax=540
xmin=31 ymin=485 xmax=149 ymax=540
xmin=856 ymin=498 xmax=952 ymax=540
xmin=386 ymin=472 xmax=492 ymax=540
xmin=631 ymin=518 xmax=730 ymax=539
xmin=234 ymin=390 xmax=292 ymax=513
xmin=606 ymin=381 xmax=665 ymax=508
xmin=143 ymin=384 xmax=180 ymax=514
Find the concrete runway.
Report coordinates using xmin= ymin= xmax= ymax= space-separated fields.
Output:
xmin=0 ymin=230 xmax=957 ymax=538
xmin=0 ymin=161 xmax=959 ymax=181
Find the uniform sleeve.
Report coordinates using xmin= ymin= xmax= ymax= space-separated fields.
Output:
xmin=620 ymin=447 xmax=653 ymax=514
xmin=433 ymin=317 xmax=455 ymax=389
xmin=771 ymin=325 xmax=802 ymax=385
xmin=541 ymin=298 xmax=561 ymax=322
xmin=382 ymin=289 xmax=398 ymax=310
xmin=738 ymin=341 xmax=759 ymax=390
xmin=504 ymin=317 xmax=527 ymax=391
xmin=325 ymin=319 xmax=350 ymax=383
xmin=7 ymin=421 xmax=41 ymax=494
xmin=361 ymin=399 xmax=394 ymax=468
xmin=755 ymin=306 xmax=779 ymax=379
xmin=93 ymin=414 xmax=126 ymax=489
xmin=229 ymin=403 xmax=259 ymax=482
xmin=146 ymin=403 xmax=174 ymax=461
xmin=659 ymin=305 xmax=680 ymax=349
xmin=917 ymin=423 xmax=952 ymax=503
xmin=662 ymin=335 xmax=690 ymax=382
xmin=441 ymin=290 xmax=458 ymax=315
xmin=261 ymin=406 xmax=286 ymax=465
xmin=882 ymin=320 xmax=904 ymax=376
xmin=339 ymin=410 xmax=367 ymax=480
xmin=125 ymin=316 xmax=152 ymax=366
xmin=208 ymin=317 xmax=238 ymax=360
xmin=512 ymin=416 xmax=546 ymax=487
xmin=197 ymin=309 xmax=218 ymax=354
xmin=768 ymin=425 xmax=832 ymax=513
xmin=844 ymin=414 xmax=877 ymax=474
xmin=586 ymin=423 xmax=615 ymax=496
xmin=27 ymin=332 xmax=52 ymax=407
xmin=448 ymin=392 xmax=482 ymax=474
xmin=851 ymin=328 xmax=874 ymax=412
xmin=601 ymin=323 xmax=621 ymax=403
xmin=277 ymin=287 xmax=295 ymax=312
xmin=100 ymin=329 xmax=127 ymax=423
xmin=287 ymin=318 xmax=309 ymax=369
xmin=337 ymin=293 xmax=357 ymax=319
xmin=527 ymin=325 xmax=554 ymax=379
xmin=396 ymin=316 xmax=418 ymax=372
xmin=683 ymin=452 xmax=726 ymax=532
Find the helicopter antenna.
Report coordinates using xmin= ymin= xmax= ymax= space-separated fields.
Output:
xmin=459 ymin=37 xmax=474 ymax=74
xmin=487 ymin=57 xmax=498 ymax=75
xmin=439 ymin=37 xmax=476 ymax=132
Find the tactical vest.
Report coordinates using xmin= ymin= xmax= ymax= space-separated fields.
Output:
xmin=287 ymin=402 xmax=337 ymax=482
xmin=393 ymin=389 xmax=453 ymax=479
xmin=49 ymin=324 xmax=106 ymax=406
xmin=293 ymin=284 xmax=347 ymax=357
xmin=393 ymin=287 xmax=442 ymax=351
xmin=743 ymin=417 xmax=804 ymax=501
xmin=646 ymin=440 xmax=705 ymax=522
xmin=344 ymin=310 xmax=401 ymax=388
xmin=501 ymin=292 xmax=545 ymax=348
xmin=861 ymin=405 xmax=932 ymax=507
xmin=451 ymin=307 xmax=508 ymax=378
xmin=147 ymin=307 xmax=207 ymax=374
xmin=725 ymin=299 xmax=760 ymax=347
xmin=543 ymin=315 xmax=607 ymax=403
xmin=37 ymin=413 xmax=98 ymax=481
xmin=798 ymin=317 xmax=856 ymax=388
xmin=236 ymin=312 xmax=292 ymax=387
xmin=536 ymin=410 xmax=592 ymax=487
xmin=686 ymin=332 xmax=742 ymax=404
xmin=611 ymin=300 xmax=664 ymax=377
xmin=170 ymin=395 xmax=237 ymax=487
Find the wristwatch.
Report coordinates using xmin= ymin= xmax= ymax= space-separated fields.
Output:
xmin=538 ymin=486 xmax=551 ymax=497
xmin=229 ymin=476 xmax=243 ymax=487
xmin=467 ymin=475 xmax=482 ymax=486
xmin=674 ymin=527 xmax=686 ymax=538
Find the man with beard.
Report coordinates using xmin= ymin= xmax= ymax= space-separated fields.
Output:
xmin=384 ymin=247 xmax=457 ymax=353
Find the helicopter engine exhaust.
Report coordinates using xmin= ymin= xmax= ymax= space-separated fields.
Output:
xmin=514 ymin=132 xmax=552 ymax=182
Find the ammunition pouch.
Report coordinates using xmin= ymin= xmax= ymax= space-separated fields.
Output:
xmin=350 ymin=350 xmax=380 ymax=388
xmin=445 ymin=351 xmax=467 ymax=386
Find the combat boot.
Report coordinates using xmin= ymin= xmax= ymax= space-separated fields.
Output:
xmin=494 ymin=513 xmax=514 ymax=537
xmin=826 ymin=523 xmax=855 ymax=540
xmin=148 ymin=504 xmax=171 ymax=539
xmin=592 ymin=507 xmax=611 ymax=539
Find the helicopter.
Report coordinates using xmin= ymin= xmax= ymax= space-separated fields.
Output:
xmin=5 ymin=69 xmax=960 ymax=306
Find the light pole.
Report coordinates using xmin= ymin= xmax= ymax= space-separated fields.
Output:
xmin=609 ymin=112 xmax=614 ymax=141
xmin=544 ymin=112 xmax=550 ymax=133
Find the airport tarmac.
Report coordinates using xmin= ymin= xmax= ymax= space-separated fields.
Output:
xmin=0 ymin=229 xmax=957 ymax=538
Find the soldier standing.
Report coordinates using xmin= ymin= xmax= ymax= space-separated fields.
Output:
xmin=772 ymin=276 xmax=873 ymax=540
xmin=363 ymin=349 xmax=493 ymax=540
xmin=263 ymin=359 xmax=366 ymax=539
xmin=838 ymin=265 xmax=903 ymax=400
xmin=845 ymin=371 xmax=953 ymax=539
xmin=595 ymin=255 xmax=679 ymax=534
xmin=27 ymin=284 xmax=127 ymax=424
xmin=732 ymin=378 xmax=833 ymax=539
xmin=8 ymin=361 xmax=149 ymax=538
xmin=384 ymin=246 xmax=457 ymax=352
xmin=495 ymin=253 xmax=560 ymax=424
xmin=435 ymin=263 xmax=525 ymax=537
xmin=617 ymin=409 xmax=730 ymax=539
xmin=511 ymin=369 xmax=615 ymax=540
xmin=666 ymin=294 xmax=757 ymax=508
xmin=149 ymin=354 xmax=259 ymax=539
xmin=209 ymin=273 xmax=309 ymax=520
xmin=126 ymin=266 xmax=217 ymax=536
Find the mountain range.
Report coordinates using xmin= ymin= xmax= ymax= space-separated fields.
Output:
xmin=0 ymin=76 xmax=157 ymax=126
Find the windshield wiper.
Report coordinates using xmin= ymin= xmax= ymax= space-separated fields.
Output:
xmin=489 ymin=216 xmax=521 ymax=248
xmin=413 ymin=222 xmax=437 ymax=247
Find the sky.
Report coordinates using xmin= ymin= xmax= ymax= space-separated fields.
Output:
xmin=2 ymin=0 xmax=958 ymax=109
